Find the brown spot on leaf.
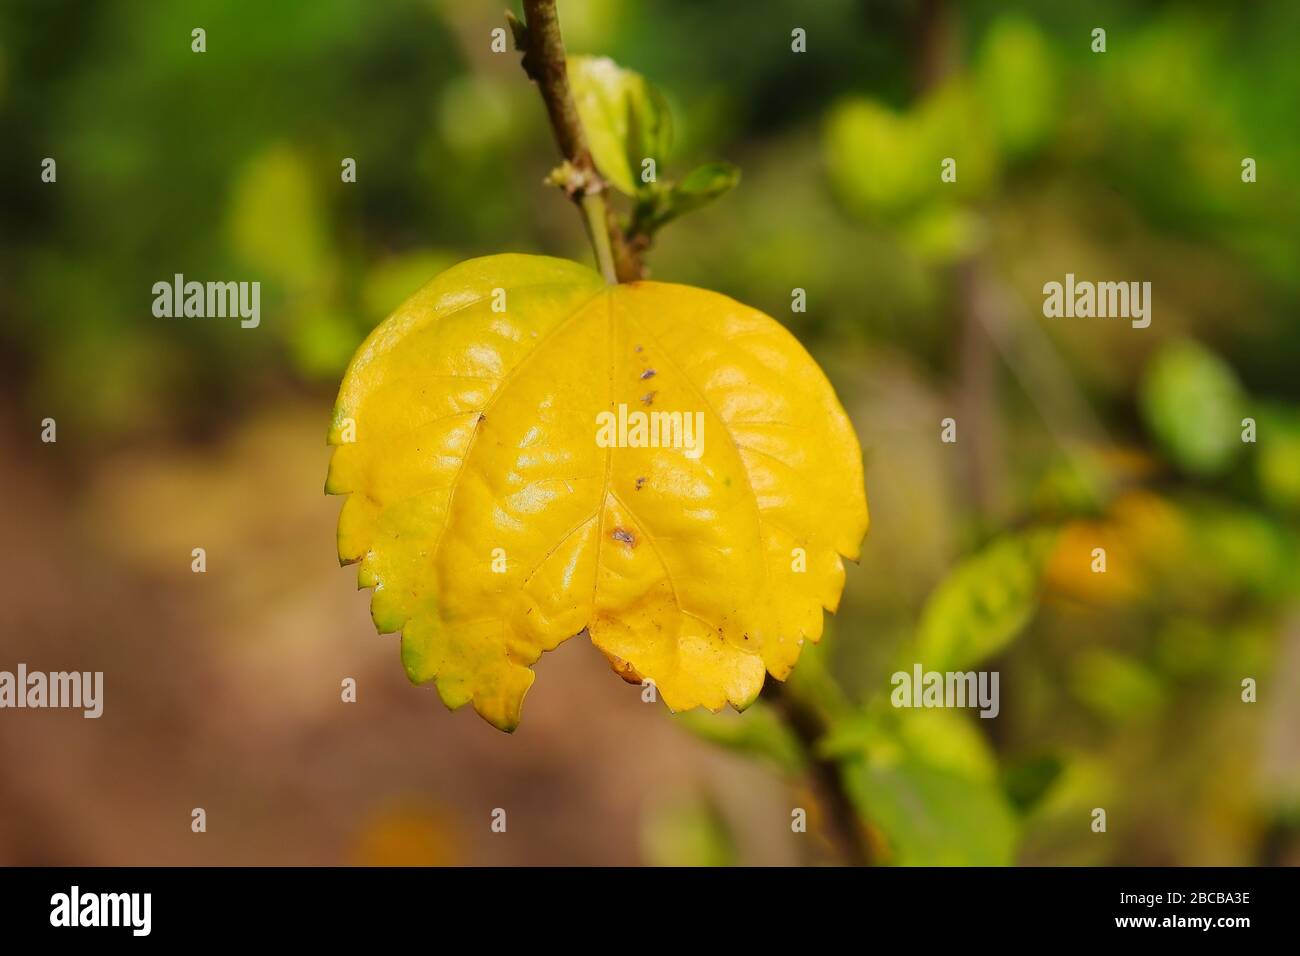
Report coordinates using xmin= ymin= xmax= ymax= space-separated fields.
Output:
xmin=640 ymin=368 xmax=656 ymax=380
xmin=612 ymin=527 xmax=636 ymax=547
xmin=635 ymin=476 xmax=646 ymax=490
xmin=641 ymin=391 xmax=656 ymax=406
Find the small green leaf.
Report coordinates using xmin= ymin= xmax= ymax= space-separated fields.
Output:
xmin=638 ymin=162 xmax=740 ymax=234
xmin=568 ymin=55 xmax=671 ymax=196
xmin=831 ymin=707 xmax=1016 ymax=864
xmin=842 ymin=747 xmax=1017 ymax=865
xmin=675 ymin=161 xmax=740 ymax=200
xmin=1140 ymin=340 xmax=1246 ymax=476
xmin=912 ymin=530 xmax=1055 ymax=673
xmin=848 ymin=760 xmax=1017 ymax=865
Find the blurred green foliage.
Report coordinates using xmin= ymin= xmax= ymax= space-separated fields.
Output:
xmin=675 ymin=703 xmax=804 ymax=776
xmin=1140 ymin=340 xmax=1246 ymax=476
xmin=641 ymin=790 xmax=738 ymax=867
xmin=829 ymin=705 xmax=1017 ymax=864
xmin=912 ymin=529 xmax=1055 ymax=674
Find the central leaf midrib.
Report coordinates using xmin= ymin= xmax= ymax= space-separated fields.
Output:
xmin=428 ymin=283 xmax=771 ymax=663
xmin=613 ymin=300 xmax=769 ymax=640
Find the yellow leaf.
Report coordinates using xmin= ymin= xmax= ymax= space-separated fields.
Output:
xmin=326 ymin=255 xmax=867 ymax=731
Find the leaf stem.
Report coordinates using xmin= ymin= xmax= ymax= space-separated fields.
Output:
xmin=516 ymin=1 xmax=865 ymax=863
xmin=580 ymin=193 xmax=618 ymax=283
xmin=516 ymin=0 xmax=641 ymax=282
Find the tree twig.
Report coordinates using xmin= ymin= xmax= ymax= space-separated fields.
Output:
xmin=515 ymin=0 xmax=641 ymax=282
xmin=764 ymin=680 xmax=873 ymax=866
xmin=515 ymin=1 xmax=864 ymax=865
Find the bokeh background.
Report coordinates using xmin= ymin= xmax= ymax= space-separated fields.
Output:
xmin=2 ymin=0 xmax=1298 ymax=865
